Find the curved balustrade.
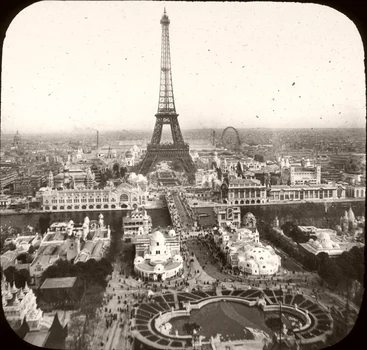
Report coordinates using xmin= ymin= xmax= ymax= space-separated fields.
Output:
xmin=132 ymin=289 xmax=333 ymax=349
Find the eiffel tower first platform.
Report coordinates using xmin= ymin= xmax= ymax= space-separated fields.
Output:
xmin=138 ymin=9 xmax=196 ymax=182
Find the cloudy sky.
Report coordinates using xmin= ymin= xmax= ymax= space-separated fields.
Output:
xmin=1 ymin=1 xmax=365 ymax=134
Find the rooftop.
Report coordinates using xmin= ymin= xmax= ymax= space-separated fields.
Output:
xmin=40 ymin=277 xmax=77 ymax=289
xmin=24 ymin=331 xmax=50 ymax=347
xmin=271 ymin=183 xmax=339 ymax=190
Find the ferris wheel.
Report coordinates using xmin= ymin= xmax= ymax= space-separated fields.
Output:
xmin=221 ymin=126 xmax=241 ymax=150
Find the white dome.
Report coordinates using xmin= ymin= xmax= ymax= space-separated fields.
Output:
xmin=168 ymin=229 xmax=176 ymax=237
xmin=318 ymin=232 xmax=331 ymax=241
xmin=172 ymin=255 xmax=183 ymax=263
xmin=134 ymin=256 xmax=144 ymax=265
xmin=154 ymin=264 xmax=165 ymax=273
xmin=151 ymin=231 xmax=166 ymax=243
xmin=245 ymin=247 xmax=271 ymax=263
xmin=312 ymin=240 xmax=321 ymax=248
xmin=243 ymin=212 xmax=255 ymax=219
xmin=137 ymin=174 xmax=147 ymax=182
xmin=322 ymin=241 xmax=334 ymax=249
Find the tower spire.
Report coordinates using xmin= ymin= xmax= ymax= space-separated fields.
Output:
xmin=157 ymin=8 xmax=176 ymax=114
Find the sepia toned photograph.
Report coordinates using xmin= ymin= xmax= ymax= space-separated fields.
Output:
xmin=0 ymin=1 xmax=365 ymax=350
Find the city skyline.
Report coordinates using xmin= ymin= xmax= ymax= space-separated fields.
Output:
xmin=1 ymin=1 xmax=365 ymax=134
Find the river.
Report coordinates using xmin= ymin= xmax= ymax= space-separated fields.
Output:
xmin=0 ymin=208 xmax=172 ymax=234
xmin=0 ymin=200 xmax=364 ymax=233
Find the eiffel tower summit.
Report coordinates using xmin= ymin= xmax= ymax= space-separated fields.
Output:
xmin=138 ymin=9 xmax=196 ymax=182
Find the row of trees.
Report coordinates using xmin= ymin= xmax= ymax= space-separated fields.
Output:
xmin=40 ymin=258 xmax=113 ymax=288
xmin=183 ymin=322 xmax=201 ymax=336
xmin=281 ymin=222 xmax=309 ymax=243
xmin=259 ymin=222 xmax=364 ymax=288
xmin=317 ymin=247 xmax=364 ymax=287
xmin=2 ymin=266 xmax=31 ymax=288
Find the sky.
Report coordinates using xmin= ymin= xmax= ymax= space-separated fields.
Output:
xmin=1 ymin=1 xmax=365 ymax=134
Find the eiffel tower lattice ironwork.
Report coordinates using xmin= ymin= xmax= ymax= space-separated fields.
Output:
xmin=138 ymin=9 xmax=196 ymax=181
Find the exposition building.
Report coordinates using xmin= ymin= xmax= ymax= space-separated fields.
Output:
xmin=2 ymin=276 xmax=67 ymax=348
xmin=122 ymin=208 xmax=153 ymax=239
xmin=215 ymin=212 xmax=281 ymax=275
xmin=133 ymin=229 xmax=183 ymax=281
xmin=29 ymin=214 xmax=110 ymax=286
xmin=37 ymin=182 xmax=147 ymax=211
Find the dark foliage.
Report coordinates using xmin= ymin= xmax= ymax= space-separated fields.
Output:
xmin=3 ymin=266 xmax=31 ymax=288
xmin=40 ymin=258 xmax=113 ymax=288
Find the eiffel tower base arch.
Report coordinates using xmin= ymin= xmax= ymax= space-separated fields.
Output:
xmin=138 ymin=144 xmax=196 ymax=183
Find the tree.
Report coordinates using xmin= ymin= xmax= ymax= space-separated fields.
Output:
xmin=265 ymin=317 xmax=282 ymax=332
xmin=183 ymin=322 xmax=201 ymax=336
xmin=254 ymin=154 xmax=265 ymax=162
xmin=301 ymin=254 xmax=318 ymax=271
xmin=41 ymin=257 xmax=112 ymax=288
xmin=38 ymin=214 xmax=51 ymax=234
xmin=5 ymin=242 xmax=16 ymax=251
xmin=318 ymin=258 xmax=343 ymax=287
xmin=280 ymin=222 xmax=307 ymax=243
xmin=28 ymin=245 xmax=35 ymax=255
xmin=4 ymin=266 xmax=30 ymax=288
xmin=316 ymin=252 xmax=329 ymax=274
xmin=79 ymin=285 xmax=104 ymax=319
xmin=120 ymin=166 xmax=128 ymax=178
xmin=66 ymin=314 xmax=92 ymax=350
xmin=270 ymin=175 xmax=280 ymax=185
xmin=338 ymin=247 xmax=364 ymax=284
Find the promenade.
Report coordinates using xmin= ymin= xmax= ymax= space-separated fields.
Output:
xmin=188 ymin=197 xmax=365 ymax=208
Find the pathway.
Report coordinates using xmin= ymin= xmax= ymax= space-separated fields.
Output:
xmin=172 ymin=192 xmax=194 ymax=228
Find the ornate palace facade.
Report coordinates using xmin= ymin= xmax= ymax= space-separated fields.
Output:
xmin=37 ymin=182 xmax=148 ymax=211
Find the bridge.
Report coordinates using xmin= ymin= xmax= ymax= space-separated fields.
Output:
xmin=165 ymin=191 xmax=197 ymax=233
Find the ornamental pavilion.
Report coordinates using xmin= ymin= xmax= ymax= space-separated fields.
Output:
xmin=133 ymin=229 xmax=183 ymax=281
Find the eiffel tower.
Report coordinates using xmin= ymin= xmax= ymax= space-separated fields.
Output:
xmin=138 ymin=9 xmax=196 ymax=181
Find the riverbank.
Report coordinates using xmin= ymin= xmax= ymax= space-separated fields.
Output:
xmin=0 ymin=208 xmax=172 ymax=234
xmin=0 ymin=199 xmax=167 ymax=216
xmin=189 ymin=197 xmax=365 ymax=208
xmin=0 ymin=199 xmax=364 ymax=234
xmin=1 ymin=197 xmax=362 ymax=216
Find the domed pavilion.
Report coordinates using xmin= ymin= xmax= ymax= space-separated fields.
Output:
xmin=133 ymin=229 xmax=183 ymax=281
